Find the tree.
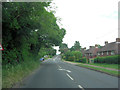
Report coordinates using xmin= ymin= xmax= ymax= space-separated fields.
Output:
xmin=59 ymin=43 xmax=68 ymax=54
xmin=2 ymin=2 xmax=66 ymax=65
xmin=70 ymin=41 xmax=81 ymax=51
xmin=72 ymin=51 xmax=82 ymax=62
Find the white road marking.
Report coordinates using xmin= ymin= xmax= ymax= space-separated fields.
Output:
xmin=66 ymin=70 xmax=71 ymax=73
xmin=66 ymin=73 xmax=74 ymax=80
xmin=58 ymin=69 xmax=65 ymax=71
xmin=58 ymin=66 xmax=61 ymax=68
xmin=58 ymin=69 xmax=71 ymax=73
xmin=78 ymin=85 xmax=84 ymax=90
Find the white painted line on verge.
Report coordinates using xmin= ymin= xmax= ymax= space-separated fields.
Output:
xmin=66 ymin=73 xmax=74 ymax=80
xmin=78 ymin=85 xmax=84 ymax=90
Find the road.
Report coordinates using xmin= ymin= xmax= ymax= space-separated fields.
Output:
xmin=20 ymin=55 xmax=119 ymax=89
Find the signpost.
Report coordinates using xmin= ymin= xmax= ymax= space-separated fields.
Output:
xmin=0 ymin=43 xmax=3 ymax=51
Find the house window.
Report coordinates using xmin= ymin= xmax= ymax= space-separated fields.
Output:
xmin=91 ymin=53 xmax=92 ymax=56
xmin=98 ymin=52 xmax=100 ymax=55
xmin=111 ymin=51 xmax=114 ymax=55
xmin=101 ymin=52 xmax=103 ymax=55
xmin=107 ymin=51 xmax=109 ymax=55
xmin=89 ymin=53 xmax=90 ymax=56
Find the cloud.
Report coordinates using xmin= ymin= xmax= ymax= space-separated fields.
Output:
xmin=51 ymin=0 xmax=118 ymax=49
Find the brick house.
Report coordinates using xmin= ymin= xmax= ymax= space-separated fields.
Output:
xmin=84 ymin=45 xmax=100 ymax=60
xmin=80 ymin=38 xmax=120 ymax=63
xmin=97 ymin=38 xmax=120 ymax=56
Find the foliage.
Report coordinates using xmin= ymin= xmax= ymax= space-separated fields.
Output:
xmin=2 ymin=2 xmax=66 ymax=88
xmin=60 ymin=42 xmax=83 ymax=62
xmin=80 ymin=57 xmax=87 ymax=63
xmin=70 ymin=41 xmax=81 ymax=51
xmin=2 ymin=59 xmax=40 ymax=88
xmin=63 ymin=51 xmax=83 ymax=62
xmin=2 ymin=2 xmax=66 ymax=65
xmin=59 ymin=43 xmax=68 ymax=54
xmin=72 ymin=51 xmax=82 ymax=62
xmin=63 ymin=51 xmax=74 ymax=61
xmin=94 ymin=55 xmax=120 ymax=64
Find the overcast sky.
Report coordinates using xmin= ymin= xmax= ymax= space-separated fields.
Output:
xmin=51 ymin=0 xmax=119 ymax=54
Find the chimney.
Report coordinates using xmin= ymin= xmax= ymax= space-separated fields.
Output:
xmin=89 ymin=46 xmax=92 ymax=49
xmin=95 ymin=44 xmax=98 ymax=48
xmin=84 ymin=47 xmax=86 ymax=50
xmin=105 ymin=41 xmax=108 ymax=45
xmin=116 ymin=38 xmax=120 ymax=42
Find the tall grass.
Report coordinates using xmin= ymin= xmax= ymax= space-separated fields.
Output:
xmin=2 ymin=60 xmax=41 ymax=88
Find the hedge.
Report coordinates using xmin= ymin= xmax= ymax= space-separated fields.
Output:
xmin=94 ymin=55 xmax=120 ymax=64
xmin=80 ymin=57 xmax=87 ymax=63
xmin=63 ymin=51 xmax=83 ymax=62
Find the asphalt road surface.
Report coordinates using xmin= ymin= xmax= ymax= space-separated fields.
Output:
xmin=20 ymin=55 xmax=119 ymax=89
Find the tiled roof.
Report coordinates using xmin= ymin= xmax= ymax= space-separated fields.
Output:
xmin=84 ymin=46 xmax=99 ymax=55
xmin=97 ymin=42 xmax=120 ymax=54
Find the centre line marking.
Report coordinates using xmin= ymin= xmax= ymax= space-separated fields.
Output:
xmin=66 ymin=70 xmax=71 ymax=73
xmin=66 ymin=73 xmax=74 ymax=80
xmin=57 ymin=65 xmax=61 ymax=69
xmin=59 ymin=66 xmax=61 ymax=68
xmin=78 ymin=85 xmax=84 ymax=90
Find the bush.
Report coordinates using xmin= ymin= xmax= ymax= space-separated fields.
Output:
xmin=63 ymin=51 xmax=74 ymax=61
xmin=81 ymin=57 xmax=87 ymax=63
xmin=72 ymin=51 xmax=82 ymax=62
xmin=94 ymin=55 xmax=119 ymax=64
xmin=79 ymin=57 xmax=87 ymax=63
xmin=63 ymin=51 xmax=83 ymax=62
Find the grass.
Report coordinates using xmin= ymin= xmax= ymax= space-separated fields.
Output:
xmin=65 ymin=60 xmax=119 ymax=69
xmin=89 ymin=63 xmax=119 ymax=69
xmin=2 ymin=60 xmax=41 ymax=88
xmin=63 ymin=60 xmax=120 ymax=77
xmin=77 ymin=64 xmax=119 ymax=77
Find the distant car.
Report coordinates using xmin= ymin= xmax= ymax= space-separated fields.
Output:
xmin=40 ymin=58 xmax=44 ymax=61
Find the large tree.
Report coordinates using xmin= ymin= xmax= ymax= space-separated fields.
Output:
xmin=59 ymin=43 xmax=68 ymax=54
xmin=2 ymin=2 xmax=66 ymax=65
xmin=70 ymin=41 xmax=81 ymax=51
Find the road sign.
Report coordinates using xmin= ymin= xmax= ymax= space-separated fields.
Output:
xmin=0 ymin=43 xmax=3 ymax=50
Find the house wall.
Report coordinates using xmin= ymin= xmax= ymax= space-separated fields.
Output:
xmin=97 ymin=50 xmax=116 ymax=57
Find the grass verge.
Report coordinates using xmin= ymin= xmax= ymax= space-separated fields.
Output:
xmin=89 ymin=63 xmax=119 ymax=69
xmin=2 ymin=60 xmax=41 ymax=88
xmin=63 ymin=60 xmax=119 ymax=77
xmin=77 ymin=63 xmax=119 ymax=77
xmin=66 ymin=61 xmax=119 ymax=69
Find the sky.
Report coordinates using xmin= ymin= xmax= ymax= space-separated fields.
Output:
xmin=52 ymin=0 xmax=119 ymax=54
